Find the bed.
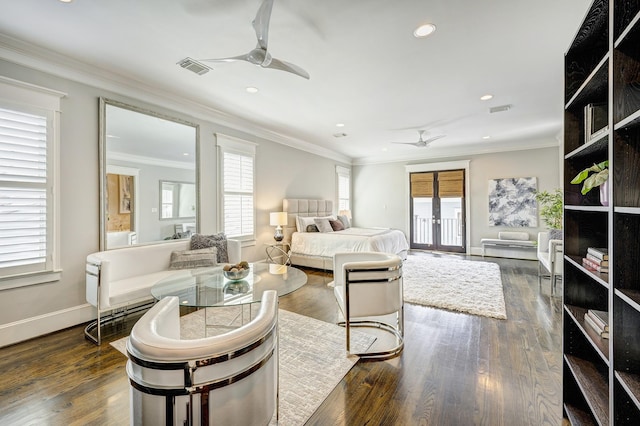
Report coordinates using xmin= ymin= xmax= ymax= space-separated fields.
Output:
xmin=283 ymin=199 xmax=409 ymax=270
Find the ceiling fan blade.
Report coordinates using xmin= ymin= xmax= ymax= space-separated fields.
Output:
xmin=391 ymin=142 xmax=422 ymax=146
xmin=423 ymin=135 xmax=446 ymax=144
xmin=252 ymin=0 xmax=274 ymax=51
xmin=200 ymin=54 xmax=251 ymax=63
xmin=265 ymin=57 xmax=310 ymax=79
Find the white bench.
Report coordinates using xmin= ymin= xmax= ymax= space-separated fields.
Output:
xmin=480 ymin=231 xmax=536 ymax=260
xmin=85 ymin=238 xmax=241 ymax=344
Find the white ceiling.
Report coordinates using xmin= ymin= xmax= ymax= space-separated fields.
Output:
xmin=0 ymin=0 xmax=591 ymax=164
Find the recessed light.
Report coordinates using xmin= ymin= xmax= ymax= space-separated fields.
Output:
xmin=59 ymin=0 xmax=73 ymax=3
xmin=336 ymin=123 xmax=345 ymax=128
xmin=246 ymin=87 xmax=259 ymax=93
xmin=414 ymin=23 xmax=436 ymax=38
xmin=480 ymin=94 xmax=493 ymax=101
xmin=183 ymin=152 xmax=189 ymax=156
xmin=482 ymin=135 xmax=491 ymax=140
xmin=382 ymin=148 xmax=388 ymax=152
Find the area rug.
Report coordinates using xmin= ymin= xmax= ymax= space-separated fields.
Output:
xmin=111 ymin=307 xmax=375 ymax=425
xmin=401 ymin=255 xmax=507 ymax=319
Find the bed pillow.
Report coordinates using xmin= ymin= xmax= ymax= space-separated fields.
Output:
xmin=314 ymin=218 xmax=334 ymax=233
xmin=330 ymin=219 xmax=345 ymax=231
xmin=190 ymin=233 xmax=229 ymax=263
xmin=169 ymin=247 xmax=217 ymax=270
xmin=337 ymin=214 xmax=351 ymax=229
xmin=306 ymin=224 xmax=319 ymax=232
xmin=297 ymin=215 xmax=334 ymax=232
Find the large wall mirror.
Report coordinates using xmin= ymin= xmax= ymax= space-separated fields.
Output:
xmin=99 ymin=98 xmax=199 ymax=250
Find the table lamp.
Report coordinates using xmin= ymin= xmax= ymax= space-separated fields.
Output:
xmin=270 ymin=212 xmax=287 ymax=242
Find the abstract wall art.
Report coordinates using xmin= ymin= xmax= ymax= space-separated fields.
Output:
xmin=488 ymin=177 xmax=537 ymax=227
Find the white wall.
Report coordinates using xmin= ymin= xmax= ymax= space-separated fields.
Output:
xmin=0 ymin=59 xmax=347 ymax=345
xmin=353 ymin=146 xmax=561 ymax=253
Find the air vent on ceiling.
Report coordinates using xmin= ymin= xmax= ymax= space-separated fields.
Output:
xmin=489 ymin=104 xmax=512 ymax=113
xmin=177 ymin=57 xmax=212 ymax=75
xmin=333 ymin=132 xmax=348 ymax=138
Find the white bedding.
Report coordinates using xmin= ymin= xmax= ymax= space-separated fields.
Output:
xmin=290 ymin=227 xmax=409 ymax=258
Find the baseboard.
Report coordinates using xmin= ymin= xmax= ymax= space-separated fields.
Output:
xmin=0 ymin=303 xmax=95 ymax=348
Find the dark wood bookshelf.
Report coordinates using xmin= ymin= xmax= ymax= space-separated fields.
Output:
xmin=563 ymin=1 xmax=640 ymax=424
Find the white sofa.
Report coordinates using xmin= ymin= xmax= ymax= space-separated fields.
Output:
xmin=85 ymin=238 xmax=241 ymax=344
xmin=537 ymin=231 xmax=563 ymax=295
xmin=480 ymin=231 xmax=537 ymax=260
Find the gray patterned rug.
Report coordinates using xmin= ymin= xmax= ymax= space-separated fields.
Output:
xmin=111 ymin=307 xmax=375 ymax=425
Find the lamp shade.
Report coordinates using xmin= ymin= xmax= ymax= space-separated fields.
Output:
xmin=270 ymin=212 xmax=288 ymax=226
xmin=338 ymin=209 xmax=352 ymax=219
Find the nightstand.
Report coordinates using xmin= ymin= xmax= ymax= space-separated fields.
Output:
xmin=265 ymin=242 xmax=291 ymax=265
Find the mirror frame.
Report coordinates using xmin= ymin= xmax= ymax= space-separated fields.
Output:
xmin=99 ymin=97 xmax=200 ymax=250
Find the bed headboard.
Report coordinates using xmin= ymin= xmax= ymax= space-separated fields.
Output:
xmin=282 ymin=199 xmax=333 ymax=241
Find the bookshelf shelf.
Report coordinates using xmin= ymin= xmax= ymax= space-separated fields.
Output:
xmin=615 ymin=288 xmax=640 ymax=313
xmin=564 ymin=205 xmax=609 ymax=212
xmin=565 ymin=133 xmax=609 ymax=159
xmin=565 ymin=403 xmax=597 ymax=426
xmin=566 ymin=255 xmax=610 ymax=289
xmin=616 ymin=371 xmax=640 ymax=410
xmin=565 ymin=354 xmax=610 ymax=426
xmin=565 ymin=304 xmax=610 ymax=363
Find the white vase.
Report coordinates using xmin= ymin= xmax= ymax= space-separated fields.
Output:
xmin=599 ymin=180 xmax=609 ymax=206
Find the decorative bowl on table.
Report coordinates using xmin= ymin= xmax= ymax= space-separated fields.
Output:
xmin=222 ymin=261 xmax=250 ymax=281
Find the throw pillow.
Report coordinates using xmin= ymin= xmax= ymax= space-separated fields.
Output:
xmin=169 ymin=247 xmax=217 ymax=270
xmin=314 ymin=218 xmax=333 ymax=233
xmin=190 ymin=233 xmax=229 ymax=263
xmin=337 ymin=214 xmax=351 ymax=229
xmin=306 ymin=224 xmax=319 ymax=232
xmin=329 ymin=219 xmax=345 ymax=231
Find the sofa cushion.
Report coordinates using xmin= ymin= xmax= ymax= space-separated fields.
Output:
xmin=498 ymin=231 xmax=530 ymax=241
xmin=169 ymin=247 xmax=217 ymax=270
xmin=190 ymin=233 xmax=229 ymax=263
xmin=108 ymin=270 xmax=187 ymax=307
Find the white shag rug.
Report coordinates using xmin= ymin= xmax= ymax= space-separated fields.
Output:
xmin=111 ymin=307 xmax=375 ymax=426
xmin=402 ymin=255 xmax=507 ymax=319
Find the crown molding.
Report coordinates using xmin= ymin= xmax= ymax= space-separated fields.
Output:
xmin=108 ymin=152 xmax=195 ymax=170
xmin=0 ymin=34 xmax=352 ymax=165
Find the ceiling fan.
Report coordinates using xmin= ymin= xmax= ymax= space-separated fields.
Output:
xmin=199 ymin=0 xmax=310 ymax=79
xmin=392 ymin=130 xmax=445 ymax=147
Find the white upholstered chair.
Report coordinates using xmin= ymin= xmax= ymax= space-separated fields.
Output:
xmin=126 ymin=291 xmax=278 ymax=426
xmin=537 ymin=231 xmax=563 ymax=295
xmin=332 ymin=252 xmax=404 ymax=360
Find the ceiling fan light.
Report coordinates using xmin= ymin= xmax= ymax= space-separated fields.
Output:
xmin=480 ymin=94 xmax=493 ymax=101
xmin=336 ymin=123 xmax=345 ymax=127
xmin=414 ymin=23 xmax=436 ymax=38
xmin=246 ymin=87 xmax=259 ymax=93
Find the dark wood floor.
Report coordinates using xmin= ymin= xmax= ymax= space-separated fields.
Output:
xmin=0 ymin=252 xmax=563 ymax=425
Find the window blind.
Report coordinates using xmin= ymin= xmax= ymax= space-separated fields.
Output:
xmin=338 ymin=172 xmax=350 ymax=211
xmin=222 ymin=151 xmax=254 ymax=238
xmin=0 ymin=107 xmax=49 ymax=270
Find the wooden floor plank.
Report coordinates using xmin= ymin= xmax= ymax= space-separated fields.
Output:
xmin=0 ymin=253 xmax=562 ymax=425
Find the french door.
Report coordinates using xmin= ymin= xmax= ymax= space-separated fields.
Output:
xmin=410 ymin=170 xmax=466 ymax=253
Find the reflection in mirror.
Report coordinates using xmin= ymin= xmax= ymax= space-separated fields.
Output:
xmin=99 ymin=98 xmax=199 ymax=250
xmin=160 ymin=181 xmax=196 ymax=220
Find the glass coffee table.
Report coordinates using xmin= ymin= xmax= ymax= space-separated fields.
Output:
xmin=151 ymin=263 xmax=307 ymax=329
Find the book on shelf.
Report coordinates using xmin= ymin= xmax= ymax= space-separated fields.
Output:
xmin=587 ymin=309 xmax=609 ymax=332
xmin=585 ymin=252 xmax=609 ymax=267
xmin=582 ymin=257 xmax=609 ymax=273
xmin=584 ymin=311 xmax=609 ymax=339
xmin=586 ymin=247 xmax=609 ymax=261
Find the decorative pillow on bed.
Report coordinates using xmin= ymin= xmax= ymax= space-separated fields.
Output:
xmin=306 ymin=224 xmax=319 ymax=232
xmin=190 ymin=233 xmax=229 ymax=263
xmin=297 ymin=215 xmax=334 ymax=232
xmin=314 ymin=218 xmax=334 ymax=233
xmin=329 ymin=219 xmax=345 ymax=231
xmin=337 ymin=214 xmax=351 ymax=229
xmin=169 ymin=247 xmax=217 ymax=270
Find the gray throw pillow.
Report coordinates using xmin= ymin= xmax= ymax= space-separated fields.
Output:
xmin=169 ymin=247 xmax=217 ymax=270
xmin=190 ymin=233 xmax=229 ymax=263
xmin=306 ymin=224 xmax=319 ymax=232
xmin=337 ymin=214 xmax=351 ymax=229
xmin=314 ymin=218 xmax=333 ymax=233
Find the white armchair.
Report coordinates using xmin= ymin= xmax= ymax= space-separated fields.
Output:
xmin=332 ymin=252 xmax=404 ymax=360
xmin=126 ymin=291 xmax=278 ymax=426
xmin=537 ymin=231 xmax=563 ymax=295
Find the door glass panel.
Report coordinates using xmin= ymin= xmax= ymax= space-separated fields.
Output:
xmin=412 ymin=197 xmax=433 ymax=245
xmin=440 ymin=197 xmax=463 ymax=246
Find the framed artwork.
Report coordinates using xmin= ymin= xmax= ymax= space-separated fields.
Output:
xmin=119 ymin=175 xmax=132 ymax=214
xmin=488 ymin=177 xmax=537 ymax=227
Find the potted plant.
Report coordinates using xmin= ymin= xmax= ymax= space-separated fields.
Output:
xmin=570 ymin=160 xmax=609 ymax=205
xmin=535 ymin=189 xmax=563 ymax=230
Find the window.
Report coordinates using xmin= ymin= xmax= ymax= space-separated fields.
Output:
xmin=217 ymin=134 xmax=257 ymax=241
xmin=336 ymin=166 xmax=350 ymax=212
xmin=0 ymin=77 xmax=64 ymax=287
